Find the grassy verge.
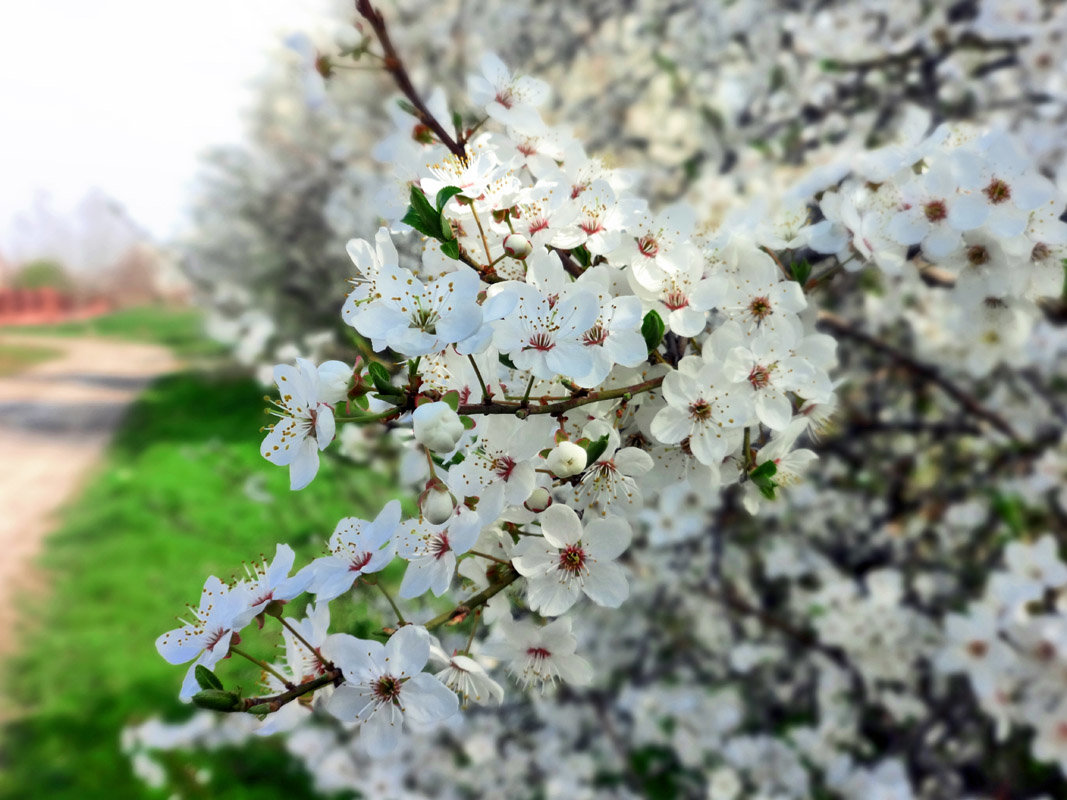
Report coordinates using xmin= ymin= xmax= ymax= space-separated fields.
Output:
xmin=0 ymin=369 xmax=397 ymax=800
xmin=9 ymin=306 xmax=222 ymax=358
xmin=0 ymin=341 xmax=62 ymax=376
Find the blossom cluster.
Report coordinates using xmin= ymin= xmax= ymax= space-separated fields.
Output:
xmin=150 ymin=1 xmax=1067 ymax=798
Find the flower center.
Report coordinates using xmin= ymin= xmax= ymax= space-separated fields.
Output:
xmin=748 ymin=365 xmax=772 ymax=390
xmin=966 ymin=640 xmax=988 ymax=658
xmin=558 ymin=544 xmax=587 ymax=575
xmin=923 ymin=200 xmax=948 ymax=222
xmin=526 ymin=647 xmax=551 ymax=660
xmin=430 ymin=533 xmax=451 ymax=561
xmin=526 ymin=332 xmax=555 ymax=352
xmin=966 ymin=245 xmax=989 ymax=266
xmin=580 ymin=219 xmax=604 ymax=236
xmin=413 ymin=305 xmax=440 ymax=333
xmin=348 ymin=551 xmax=373 ymax=572
xmin=494 ymin=89 xmax=514 ymax=109
xmin=491 ymin=455 xmax=517 ymax=480
xmin=984 ymin=178 xmax=1011 ymax=205
xmin=748 ymin=296 xmax=772 ymax=320
xmin=373 ymin=674 xmax=402 ymax=703
xmin=689 ymin=400 xmax=712 ymax=421
xmin=205 ymin=627 xmax=229 ymax=652
xmin=664 ymin=290 xmax=689 ymax=311
xmin=582 ymin=324 xmax=609 ymax=346
xmin=637 ymin=234 xmax=659 ymax=257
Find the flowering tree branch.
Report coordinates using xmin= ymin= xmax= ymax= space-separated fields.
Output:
xmin=457 ymin=375 xmax=664 ymax=418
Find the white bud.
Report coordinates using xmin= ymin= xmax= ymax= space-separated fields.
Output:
xmin=545 ymin=441 xmax=587 ymax=478
xmin=421 ymin=484 xmax=456 ymax=524
xmin=524 ymin=487 xmax=553 ymax=512
xmin=316 ymin=360 xmax=351 ymax=404
xmin=333 ymin=25 xmax=362 ymax=52
xmin=502 ymin=233 xmax=533 ymax=260
xmin=413 ymin=401 xmax=465 ymax=453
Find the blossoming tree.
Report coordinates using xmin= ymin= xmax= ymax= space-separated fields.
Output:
xmin=138 ymin=1 xmax=1067 ymax=797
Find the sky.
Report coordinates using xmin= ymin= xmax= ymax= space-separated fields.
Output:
xmin=0 ymin=0 xmax=336 ymax=261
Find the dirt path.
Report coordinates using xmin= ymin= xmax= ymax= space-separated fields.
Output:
xmin=0 ymin=335 xmax=179 ymax=658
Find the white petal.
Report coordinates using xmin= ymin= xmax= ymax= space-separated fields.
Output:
xmin=582 ymin=561 xmax=629 ymax=608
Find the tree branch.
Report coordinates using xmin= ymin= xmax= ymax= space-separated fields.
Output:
xmin=458 ymin=375 xmax=663 ymax=418
xmin=354 ymin=0 xmax=467 ymax=160
xmin=816 ymin=311 xmax=1019 ymax=441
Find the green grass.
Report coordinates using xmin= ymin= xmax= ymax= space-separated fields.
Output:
xmin=0 ymin=341 xmax=61 ymax=376
xmin=0 ymin=370 xmax=397 ymax=800
xmin=11 ymin=306 xmax=222 ymax=358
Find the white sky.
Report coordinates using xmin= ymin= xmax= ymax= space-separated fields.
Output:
xmin=0 ymin=0 xmax=335 ymax=252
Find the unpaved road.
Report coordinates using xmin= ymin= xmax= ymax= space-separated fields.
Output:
xmin=0 ymin=335 xmax=179 ymax=658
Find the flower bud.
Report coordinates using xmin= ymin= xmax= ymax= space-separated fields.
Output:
xmin=317 ymin=360 xmax=351 ymax=404
xmin=421 ymin=482 xmax=457 ymax=524
xmin=191 ymin=689 xmax=241 ymax=711
xmin=545 ymin=441 xmax=587 ymax=478
xmin=413 ymin=401 xmax=465 ymax=453
xmin=333 ymin=25 xmax=361 ymax=52
xmin=502 ymin=233 xmax=533 ymax=260
xmin=524 ymin=486 xmax=553 ymax=512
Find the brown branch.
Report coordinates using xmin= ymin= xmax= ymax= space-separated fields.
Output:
xmin=458 ymin=375 xmax=664 ymax=418
xmin=815 ymin=311 xmax=1019 ymax=441
xmin=424 ymin=568 xmax=521 ymax=630
xmin=233 ymin=669 xmax=343 ymax=713
xmin=549 ymin=247 xmax=586 ymax=279
xmin=355 ymin=0 xmax=466 ymax=160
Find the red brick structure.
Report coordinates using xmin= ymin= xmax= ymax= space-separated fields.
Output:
xmin=0 ymin=287 xmax=111 ymax=326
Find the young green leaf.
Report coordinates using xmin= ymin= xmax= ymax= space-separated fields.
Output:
xmin=436 ymin=186 xmax=465 ymax=212
xmin=367 ymin=362 xmax=397 ymax=395
xmin=749 ymin=460 xmax=779 ymax=499
xmin=641 ymin=310 xmax=666 ymax=354
xmin=790 ymin=258 xmax=813 ymax=285
xmin=583 ymin=434 xmax=611 ymax=466
xmin=440 ymin=239 xmax=461 ymax=260
xmin=195 ymin=665 xmax=224 ymax=691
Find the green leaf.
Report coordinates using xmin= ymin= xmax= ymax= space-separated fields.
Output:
xmin=459 ymin=415 xmax=475 ymax=430
xmin=439 ymin=239 xmax=461 ymax=260
xmin=583 ymin=434 xmax=610 ymax=466
xmin=194 ymin=665 xmax=223 ymax=691
xmin=790 ymin=258 xmax=813 ymax=285
xmin=991 ymin=491 xmax=1026 ymax=537
xmin=441 ymin=390 xmax=460 ymax=411
xmin=749 ymin=460 xmax=778 ymax=499
xmin=571 ymin=245 xmax=592 ymax=268
xmin=498 ymin=353 xmax=517 ymax=370
xmin=402 ymin=185 xmax=445 ymax=240
xmin=641 ymin=310 xmax=666 ymax=354
xmin=435 ymin=186 xmax=464 ymax=213
xmin=367 ymin=362 xmax=395 ymax=394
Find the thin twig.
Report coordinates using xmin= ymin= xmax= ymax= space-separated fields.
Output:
xmin=815 ymin=311 xmax=1019 ymax=441
xmin=354 ymin=0 xmax=467 ymax=159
